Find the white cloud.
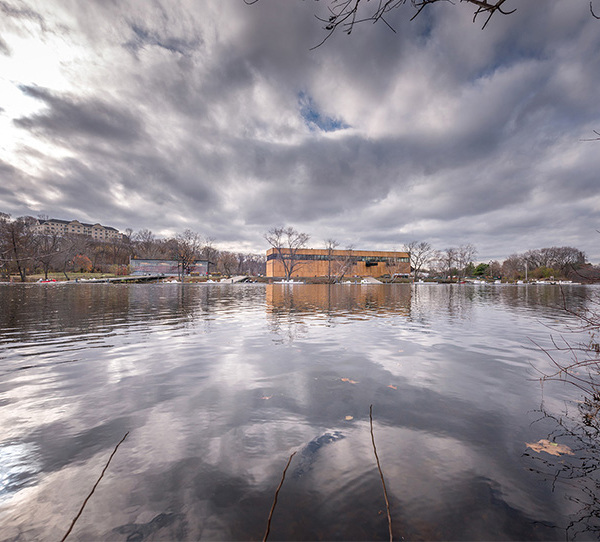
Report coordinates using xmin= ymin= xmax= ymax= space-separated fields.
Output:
xmin=0 ymin=0 xmax=599 ymax=261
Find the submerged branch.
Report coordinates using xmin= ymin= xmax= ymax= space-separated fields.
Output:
xmin=370 ymin=404 xmax=394 ymax=542
xmin=60 ymin=432 xmax=129 ymax=542
xmin=263 ymin=451 xmax=297 ymax=542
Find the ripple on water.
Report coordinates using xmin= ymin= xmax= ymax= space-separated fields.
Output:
xmin=0 ymin=283 xmax=597 ymax=540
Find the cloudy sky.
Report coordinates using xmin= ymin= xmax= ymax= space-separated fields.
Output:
xmin=1 ymin=0 xmax=599 ymax=262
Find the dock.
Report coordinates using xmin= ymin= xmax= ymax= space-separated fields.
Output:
xmin=71 ymin=274 xmax=165 ymax=284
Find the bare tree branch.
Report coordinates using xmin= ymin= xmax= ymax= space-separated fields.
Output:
xmin=250 ymin=0 xmax=598 ymax=49
xmin=263 ymin=451 xmax=297 ymax=542
xmin=265 ymin=226 xmax=310 ymax=280
xmin=370 ymin=404 xmax=394 ymax=542
xmin=61 ymin=432 xmax=129 ymax=542
xmin=581 ymin=129 xmax=600 ymax=141
xmin=308 ymin=0 xmax=518 ymax=48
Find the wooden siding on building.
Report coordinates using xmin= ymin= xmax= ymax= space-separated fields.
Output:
xmin=266 ymin=248 xmax=410 ymax=278
xmin=266 ymin=283 xmax=411 ymax=313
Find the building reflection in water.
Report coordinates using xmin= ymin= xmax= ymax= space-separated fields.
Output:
xmin=266 ymin=284 xmax=411 ymax=318
xmin=265 ymin=284 xmax=412 ymax=344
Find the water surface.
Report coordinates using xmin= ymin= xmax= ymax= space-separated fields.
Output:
xmin=0 ymin=283 xmax=598 ymax=540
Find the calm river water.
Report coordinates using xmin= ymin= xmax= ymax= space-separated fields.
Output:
xmin=1 ymin=283 xmax=599 ymax=541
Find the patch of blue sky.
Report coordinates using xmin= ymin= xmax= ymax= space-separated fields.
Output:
xmin=125 ymin=24 xmax=199 ymax=56
xmin=298 ymin=91 xmax=349 ymax=132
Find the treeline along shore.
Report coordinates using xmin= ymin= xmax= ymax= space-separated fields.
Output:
xmin=1 ymin=213 xmax=599 ymax=283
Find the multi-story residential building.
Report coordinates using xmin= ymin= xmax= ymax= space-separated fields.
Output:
xmin=35 ymin=218 xmax=123 ymax=241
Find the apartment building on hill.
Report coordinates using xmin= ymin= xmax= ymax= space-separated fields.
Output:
xmin=35 ymin=218 xmax=123 ymax=241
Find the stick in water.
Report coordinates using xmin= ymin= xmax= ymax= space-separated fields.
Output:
xmin=370 ymin=405 xmax=393 ymax=542
xmin=60 ymin=431 xmax=129 ymax=542
xmin=263 ymin=451 xmax=297 ymax=542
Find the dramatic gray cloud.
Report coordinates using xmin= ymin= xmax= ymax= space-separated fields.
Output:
xmin=14 ymin=85 xmax=145 ymax=142
xmin=0 ymin=0 xmax=599 ymax=261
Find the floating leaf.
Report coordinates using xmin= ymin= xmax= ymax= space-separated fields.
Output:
xmin=341 ymin=378 xmax=358 ymax=384
xmin=345 ymin=416 xmax=354 ymax=421
xmin=526 ymin=439 xmax=574 ymax=456
xmin=388 ymin=385 xmax=397 ymax=390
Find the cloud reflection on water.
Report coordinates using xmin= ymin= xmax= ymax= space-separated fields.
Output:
xmin=0 ymin=283 xmax=597 ymax=540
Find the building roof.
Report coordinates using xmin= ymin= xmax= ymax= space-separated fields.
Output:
xmin=39 ymin=218 xmax=119 ymax=230
xmin=266 ymin=247 xmax=410 ymax=257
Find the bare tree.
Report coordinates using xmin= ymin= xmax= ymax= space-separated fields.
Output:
xmin=201 ymin=236 xmax=220 ymax=273
xmin=133 ymin=229 xmax=164 ymax=259
xmin=425 ymin=249 xmax=442 ymax=276
xmin=0 ymin=215 xmax=37 ymax=281
xmin=171 ymin=229 xmax=203 ymax=281
xmin=101 ymin=237 xmax=133 ymax=269
xmin=236 ymin=253 xmax=247 ymax=275
xmin=456 ymin=243 xmax=478 ymax=278
xmin=325 ymin=238 xmax=340 ymax=282
xmin=58 ymin=234 xmax=93 ymax=279
xmin=237 ymin=252 xmax=266 ymax=276
xmin=0 ymin=213 xmax=12 ymax=278
xmin=528 ymin=252 xmax=600 ymax=537
xmin=440 ymin=247 xmax=458 ymax=279
xmin=404 ymin=240 xmax=434 ymax=281
xmin=544 ymin=246 xmax=586 ymax=275
xmin=217 ymin=251 xmax=239 ymax=276
xmin=502 ymin=246 xmax=587 ymax=281
xmin=264 ymin=226 xmax=310 ymax=280
xmin=33 ymin=231 xmax=63 ymax=279
xmin=571 ymin=264 xmax=600 ymax=283
xmin=501 ymin=253 xmax=524 ymax=280
xmin=488 ymin=259 xmax=502 ymax=279
xmin=332 ymin=245 xmax=357 ymax=281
